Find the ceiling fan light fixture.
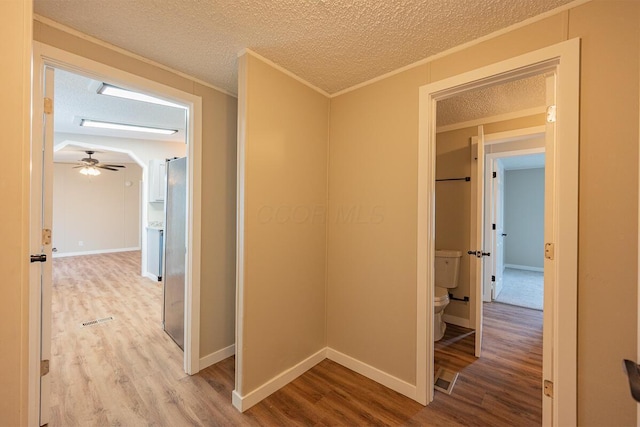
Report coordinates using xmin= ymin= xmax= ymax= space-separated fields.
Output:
xmin=80 ymin=119 xmax=178 ymax=135
xmin=79 ymin=166 xmax=101 ymax=176
xmin=97 ymin=83 xmax=187 ymax=110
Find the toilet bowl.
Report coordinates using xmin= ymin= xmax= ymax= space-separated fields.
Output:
xmin=434 ymin=250 xmax=462 ymax=342
xmin=434 ymin=286 xmax=450 ymax=341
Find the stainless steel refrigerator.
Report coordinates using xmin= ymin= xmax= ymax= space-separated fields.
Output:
xmin=163 ymin=157 xmax=187 ymax=350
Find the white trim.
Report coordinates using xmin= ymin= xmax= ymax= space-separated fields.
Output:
xmin=143 ymin=272 xmax=161 ymax=282
xmin=30 ymin=41 xmax=203 ymax=422
xmin=504 ymin=264 xmax=544 ymax=272
xmin=436 ymin=107 xmax=546 ymax=134
xmin=234 ymin=53 xmax=247 ymax=400
xmin=418 ymin=39 xmax=580 ymax=425
xmin=238 ymin=49 xmax=331 ymax=98
xmin=33 ymin=14 xmax=237 ymax=99
xmin=442 ymin=314 xmax=471 ymax=328
xmin=331 ymin=0 xmax=591 ymax=97
xmin=326 ymin=348 xmax=418 ymax=400
xmin=52 ymin=247 xmax=140 ymax=258
xmin=416 ymin=80 xmax=434 ymax=406
xmin=200 ymin=344 xmax=236 ymax=369
xmin=232 ymin=348 xmax=327 ymax=412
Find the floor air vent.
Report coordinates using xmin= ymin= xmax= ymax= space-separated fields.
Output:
xmin=81 ymin=316 xmax=114 ymax=328
xmin=434 ymin=368 xmax=459 ymax=395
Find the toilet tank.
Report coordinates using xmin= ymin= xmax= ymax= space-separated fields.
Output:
xmin=435 ymin=250 xmax=462 ymax=289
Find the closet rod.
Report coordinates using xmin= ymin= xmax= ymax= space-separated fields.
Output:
xmin=435 ymin=176 xmax=471 ymax=182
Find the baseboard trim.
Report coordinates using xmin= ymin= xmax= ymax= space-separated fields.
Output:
xmin=504 ymin=264 xmax=543 ymax=272
xmin=232 ymin=348 xmax=327 ymax=412
xmin=52 ymin=247 xmax=140 ymax=258
xmin=200 ymin=344 xmax=235 ymax=369
xmin=143 ymin=272 xmax=160 ymax=282
xmin=442 ymin=314 xmax=471 ymax=328
xmin=326 ymin=348 xmax=417 ymax=400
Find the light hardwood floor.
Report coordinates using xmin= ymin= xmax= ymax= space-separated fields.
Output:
xmin=51 ymin=251 xmax=542 ymax=426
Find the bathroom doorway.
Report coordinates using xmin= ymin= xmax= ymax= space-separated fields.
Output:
xmin=418 ymin=39 xmax=580 ymax=425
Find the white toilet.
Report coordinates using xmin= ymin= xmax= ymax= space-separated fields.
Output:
xmin=434 ymin=250 xmax=462 ymax=341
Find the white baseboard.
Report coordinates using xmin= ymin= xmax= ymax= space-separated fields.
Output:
xmin=442 ymin=314 xmax=471 ymax=328
xmin=52 ymin=246 xmax=140 ymax=258
xmin=200 ymin=344 xmax=235 ymax=369
xmin=326 ymin=348 xmax=417 ymax=401
xmin=504 ymin=263 xmax=543 ymax=272
xmin=232 ymin=347 xmax=327 ymax=412
xmin=143 ymin=272 xmax=161 ymax=282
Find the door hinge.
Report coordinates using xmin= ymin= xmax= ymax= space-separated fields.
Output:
xmin=491 ymin=275 xmax=495 ymax=282
xmin=492 ymin=223 xmax=496 ymax=230
xmin=546 ymin=105 xmax=557 ymax=123
xmin=544 ymin=379 xmax=554 ymax=398
xmin=492 ymin=171 xmax=497 ymax=178
xmin=40 ymin=359 xmax=50 ymax=377
xmin=545 ymin=242 xmax=555 ymax=260
xmin=42 ymin=228 xmax=52 ymax=246
xmin=44 ymin=97 xmax=53 ymax=115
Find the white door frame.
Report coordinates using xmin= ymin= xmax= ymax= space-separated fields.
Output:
xmin=417 ymin=38 xmax=579 ymax=426
xmin=483 ymin=134 xmax=546 ymax=303
xmin=29 ymin=41 xmax=203 ymax=424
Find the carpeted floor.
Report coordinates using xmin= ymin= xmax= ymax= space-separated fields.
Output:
xmin=494 ymin=267 xmax=543 ymax=310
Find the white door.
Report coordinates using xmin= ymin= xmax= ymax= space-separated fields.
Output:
xmin=493 ymin=160 xmax=506 ymax=299
xmin=474 ymin=125 xmax=485 ymax=357
xmin=30 ymin=66 xmax=54 ymax=426
xmin=483 ymin=158 xmax=505 ymax=302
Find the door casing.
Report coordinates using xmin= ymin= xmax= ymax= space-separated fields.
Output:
xmin=483 ymin=136 xmax=546 ymax=302
xmin=417 ymin=38 xmax=579 ymax=426
xmin=29 ymin=41 xmax=203 ymax=425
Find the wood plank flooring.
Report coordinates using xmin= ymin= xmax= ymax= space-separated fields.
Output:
xmin=51 ymin=251 xmax=542 ymax=426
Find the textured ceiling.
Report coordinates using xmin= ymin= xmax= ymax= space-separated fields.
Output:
xmin=52 ymin=69 xmax=186 ymax=163
xmin=54 ymin=69 xmax=187 ymax=142
xmin=437 ymin=74 xmax=546 ymax=127
xmin=35 ymin=0 xmax=575 ymax=95
xmin=54 ymin=144 xmax=138 ymax=164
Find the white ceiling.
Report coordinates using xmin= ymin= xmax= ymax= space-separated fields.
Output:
xmin=35 ymin=0 xmax=575 ymax=95
xmin=52 ymin=69 xmax=186 ymax=164
xmin=54 ymin=69 xmax=187 ymax=143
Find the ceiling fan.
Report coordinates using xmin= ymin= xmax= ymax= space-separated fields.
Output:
xmin=74 ymin=150 xmax=126 ymax=176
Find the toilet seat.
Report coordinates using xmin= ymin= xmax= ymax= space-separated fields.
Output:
xmin=434 ymin=286 xmax=449 ymax=305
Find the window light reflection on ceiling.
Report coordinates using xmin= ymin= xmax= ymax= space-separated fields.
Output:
xmin=80 ymin=119 xmax=178 ymax=135
xmin=97 ymin=83 xmax=187 ymax=109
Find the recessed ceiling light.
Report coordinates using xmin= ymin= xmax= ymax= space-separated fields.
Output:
xmin=80 ymin=119 xmax=178 ymax=135
xmin=97 ymin=83 xmax=187 ymax=109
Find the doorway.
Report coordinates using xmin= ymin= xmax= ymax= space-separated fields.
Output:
xmin=30 ymin=42 xmax=203 ymax=426
xmin=417 ymin=39 xmax=579 ymax=425
xmin=484 ymin=140 xmax=546 ymax=312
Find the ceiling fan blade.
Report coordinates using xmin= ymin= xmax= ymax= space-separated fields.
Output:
xmin=101 ymin=164 xmax=126 ymax=168
xmin=97 ymin=166 xmax=120 ymax=171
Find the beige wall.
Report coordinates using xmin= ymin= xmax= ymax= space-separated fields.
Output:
xmin=53 ymin=163 xmax=142 ymax=254
xmin=328 ymin=65 xmax=428 ymax=383
xmin=237 ymin=53 xmax=329 ymax=394
xmin=0 ymin=1 xmax=31 ymax=424
xmin=328 ymin=1 xmax=639 ymax=424
xmin=34 ymin=20 xmax=237 ymax=359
